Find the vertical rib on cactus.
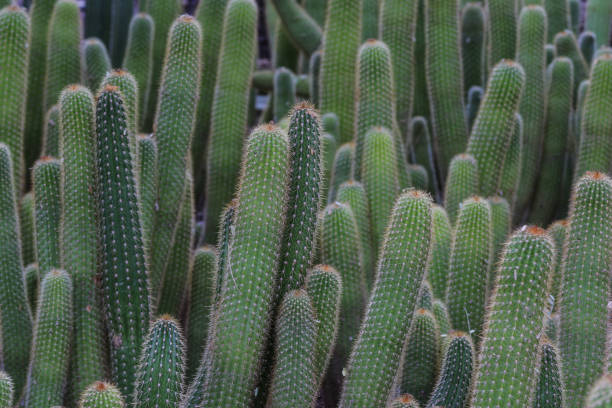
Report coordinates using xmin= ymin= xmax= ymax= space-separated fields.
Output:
xmin=43 ymin=105 xmax=61 ymax=158
xmin=24 ymin=269 xmax=73 ymax=408
xmin=83 ymin=38 xmax=111 ymax=92
xmin=426 ymin=331 xmax=474 ymax=408
xmin=408 ymin=116 xmax=439 ymax=197
xmin=101 ymin=70 xmax=139 ymax=156
xmin=340 ymin=190 xmax=432 ymax=407
xmin=486 ymin=0 xmax=517 ymax=68
xmin=425 ymin=0 xmax=468 ymax=176
xmin=59 ymin=85 xmax=107 ymax=403
xmin=574 ymin=78 xmax=589 ymax=155
xmin=0 ymin=6 xmax=29 ymax=189
xmin=574 ymin=55 xmax=612 ymax=181
xmin=530 ymin=57 xmax=574 ymax=226
xmin=319 ymin=0 xmax=362 ymax=144
xmin=0 ymin=372 xmax=13 ymax=408
xmin=320 ymin=132 xmax=337 ymax=203
xmin=204 ymin=0 xmax=257 ymax=244
xmin=267 ymin=290 xmax=317 ymax=408
xmin=413 ymin=0 xmax=430 ymax=119
xmin=136 ymin=134 xmax=158 ymax=258
xmin=322 ymin=112 xmax=340 ymax=143
xmin=443 ymin=153 xmax=478 ymax=225
xmin=328 ymin=142 xmax=354 ymax=203
xmin=108 ymin=0 xmax=132 ymax=67
xmin=433 ymin=299 xmax=451 ymax=336
xmin=587 ymin=375 xmax=612 ymax=408
xmin=33 ymin=157 xmax=62 ymax=276
xmin=461 ymin=3 xmax=485 ymax=96
xmin=133 ymin=316 xmax=186 ymax=408
xmin=547 ymin=220 xmax=567 ymax=312
xmin=19 ymin=192 xmax=36 ymax=266
xmin=560 ymin=172 xmax=612 ymax=407
xmin=499 ymin=113 xmax=523 ymax=208
xmin=95 ymin=86 xmax=150 ymax=401
xmin=79 ymin=382 xmax=125 ymax=408
xmin=309 ymin=50 xmax=322 ymax=107
xmin=273 ymin=67 xmax=296 ymax=122
xmin=25 ymin=263 xmax=39 ymax=314
xmin=585 ymin=0 xmax=612 ymax=48
xmin=470 ymin=226 xmax=555 ymax=407
xmin=534 ymin=338 xmax=565 ymax=408
xmin=487 ymin=196 xmax=510 ymax=290
xmin=579 ymin=31 xmax=597 ymax=66
xmin=514 ymin=6 xmax=548 ymax=219
xmin=545 ymin=0 xmax=570 ymax=41
xmin=269 ymin=0 xmax=321 ymax=55
xmin=554 ymin=30 xmax=589 ymax=96
xmin=122 ymin=13 xmax=153 ymax=133
xmin=214 ymin=199 xmax=236 ymax=308
xmin=200 ymin=125 xmax=289 ymax=407
xmin=149 ymin=15 xmax=202 ymax=300
xmin=427 ymin=205 xmax=452 ymax=300
xmin=466 ymin=60 xmax=526 ymax=197
xmin=466 ymin=85 xmax=483 ymax=133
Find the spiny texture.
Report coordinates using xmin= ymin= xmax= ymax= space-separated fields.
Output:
xmin=320 ymin=132 xmax=336 ymax=204
xmin=461 ymin=3 xmax=485 ymax=95
xmin=574 ymin=79 xmax=589 ymax=156
xmin=466 ymin=85 xmax=483 ymax=132
xmin=400 ymin=309 xmax=439 ymax=404
xmin=0 ymin=372 xmax=13 ymax=408
xmin=136 ymin=134 xmax=158 ymax=258
xmin=427 ymin=205 xmax=452 ymax=300
xmin=268 ymin=290 xmax=317 ymax=408
xmin=413 ymin=0 xmax=429 ymax=119
xmin=417 ymin=280 xmax=434 ymax=311
xmin=390 ymin=395 xmax=421 ymax=408
xmin=328 ymin=142 xmax=354 ymax=203
xmin=122 ymin=13 xmax=153 ymax=133
xmin=425 ymin=0 xmax=468 ymax=176
xmin=409 ymin=116 xmax=438 ymax=196
xmin=362 ymin=128 xmax=399 ymax=253
xmin=560 ymin=172 xmax=612 ymax=408
xmin=408 ymin=164 xmax=429 ymax=191
xmin=499 ymin=113 xmax=523 ymax=207
xmin=204 ymin=0 xmax=257 ymax=244
xmin=270 ymin=0 xmax=321 ymax=55
xmin=426 ymin=331 xmax=474 ymax=408
xmin=214 ymin=199 xmax=236 ymax=306
xmin=530 ymin=57 xmax=574 ymax=226
xmin=79 ymin=382 xmax=125 ymax=408
xmin=19 ymin=192 xmax=36 ymax=267
xmin=443 ymin=153 xmax=478 ymax=225
xmin=44 ymin=105 xmax=60 ymax=157
xmin=470 ymin=226 xmax=555 ymax=407
xmin=574 ymin=55 xmax=612 ymax=181
xmin=579 ymin=31 xmax=597 ymax=66
xmin=309 ymin=51 xmax=322 ymax=107
xmin=446 ymin=197 xmax=492 ymax=340
xmin=24 ymin=270 xmax=73 ymax=408
xmin=44 ymin=0 xmax=82 ymax=112
xmin=486 ymin=0 xmax=517 ymax=68
xmin=547 ymin=220 xmax=567 ymax=311
xmin=466 ymin=60 xmax=526 ymax=197
xmin=515 ymin=6 xmax=548 ymax=218
xmin=319 ymin=0 xmax=362 ymax=144
xmin=273 ymin=67 xmax=295 ymax=122
xmin=587 ymin=375 xmax=612 ymax=408
xmin=201 ymin=125 xmax=289 ymax=407
xmin=339 ymin=190 xmax=432 ymax=407
xmin=569 ymin=0 xmax=579 ymax=33
xmin=133 ymin=316 xmax=186 ymax=408
xmin=433 ymin=299 xmax=451 ymax=337
xmin=0 ymin=6 xmax=29 ymax=188
xmin=101 ymin=70 xmax=138 ymax=163
xmin=96 ymin=86 xmax=150 ymax=401
xmin=534 ymin=339 xmax=565 ymax=408
xmin=554 ymin=30 xmax=588 ymax=95
xmin=33 ymin=157 xmax=62 ymax=276
xmin=83 ymin=38 xmax=111 ymax=92
xmin=59 ymin=85 xmax=106 ymax=402
xmin=24 ymin=264 xmax=37 ymax=314
xmin=149 ymin=15 xmax=202 ymax=300
xmin=545 ymin=0 xmax=570 ymax=42
xmin=585 ymin=0 xmax=612 ymax=48
xmin=487 ymin=196 xmax=510 ymax=289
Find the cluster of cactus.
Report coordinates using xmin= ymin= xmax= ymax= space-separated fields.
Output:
xmin=0 ymin=0 xmax=610 ymax=406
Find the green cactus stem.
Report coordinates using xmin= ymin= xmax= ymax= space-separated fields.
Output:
xmin=0 ymin=372 xmax=13 ymax=408
xmin=408 ymin=116 xmax=439 ymax=197
xmin=19 ymin=192 xmax=36 ymax=266
xmin=545 ymin=0 xmax=570 ymax=42
xmin=83 ymin=38 xmax=111 ymax=92
xmin=461 ymin=3 xmax=486 ymax=96
xmin=554 ymin=30 xmax=589 ymax=95
xmin=443 ymin=153 xmax=478 ymax=225
xmin=108 ymin=0 xmax=132 ymax=67
xmin=43 ymin=105 xmax=60 ymax=157
xmin=33 ymin=157 xmax=62 ymax=276
xmin=273 ymin=67 xmax=295 ymax=122
xmin=547 ymin=220 xmax=567 ymax=311
xmin=136 ymin=134 xmax=158 ymax=258
xmin=24 ymin=263 xmax=39 ymax=314
xmin=79 ymin=382 xmax=125 ymax=408
xmin=585 ymin=0 xmax=612 ymax=49
xmin=534 ymin=338 xmax=565 ymax=408
xmin=309 ymin=50 xmax=322 ymax=107
xmin=487 ymin=196 xmax=510 ymax=289
xmin=579 ymin=31 xmax=597 ymax=66
xmin=499 ymin=113 xmax=523 ymax=208
xmin=328 ymin=142 xmax=355 ymax=203
xmin=427 ymin=205 xmax=452 ymax=300
xmin=466 ymin=86 xmax=483 ymax=133
xmin=270 ymin=0 xmax=321 ymax=56
xmin=587 ymin=375 xmax=612 ymax=408
xmin=320 ymin=132 xmax=337 ymax=204
xmin=486 ymin=0 xmax=517 ymax=68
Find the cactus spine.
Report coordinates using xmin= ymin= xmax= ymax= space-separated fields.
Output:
xmin=328 ymin=142 xmax=355 ymax=203
xmin=408 ymin=116 xmax=439 ymax=197
xmin=79 ymin=382 xmax=125 ymax=408
xmin=547 ymin=220 xmax=567 ymax=311
xmin=24 ymin=269 xmax=73 ymax=408
xmin=19 ymin=192 xmax=35 ymax=267
xmin=487 ymin=196 xmax=510 ymax=287
xmin=427 ymin=205 xmax=452 ymax=300
xmin=470 ymin=226 xmax=555 ymax=407
xmin=554 ymin=30 xmax=589 ymax=95
xmin=443 ymin=153 xmax=478 ymax=225
xmin=33 ymin=157 xmax=62 ymax=276
xmin=320 ymin=131 xmax=337 ymax=204
xmin=534 ymin=338 xmax=565 ymax=408
xmin=0 ymin=372 xmax=13 ymax=408
xmin=560 ymin=172 xmax=612 ymax=407
xmin=499 ymin=113 xmax=523 ymax=207
xmin=466 ymin=85 xmax=483 ymax=132
xmin=486 ymin=0 xmax=517 ymax=68
xmin=83 ymin=38 xmax=111 ymax=92
xmin=44 ymin=105 xmax=60 ymax=157
xmin=585 ymin=0 xmax=612 ymax=48
xmin=587 ymin=376 xmax=612 ymax=408
xmin=461 ymin=3 xmax=485 ymax=95
xmin=204 ymin=0 xmax=257 ymax=244
xmin=136 ymin=134 xmax=158 ymax=257
xmin=272 ymin=67 xmax=295 ymax=122
xmin=339 ymin=190 xmax=432 ymax=407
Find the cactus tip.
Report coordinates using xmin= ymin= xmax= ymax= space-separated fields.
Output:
xmin=526 ymin=225 xmax=546 ymax=236
xmin=586 ymin=171 xmax=606 ymax=180
xmin=94 ymin=381 xmax=108 ymax=392
xmin=398 ymin=394 xmax=416 ymax=403
xmin=103 ymin=84 xmax=119 ymax=93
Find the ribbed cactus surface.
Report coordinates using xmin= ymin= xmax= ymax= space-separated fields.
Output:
xmin=427 ymin=205 xmax=452 ymax=300
xmin=83 ymin=38 xmax=111 ymax=92
xmin=33 ymin=157 xmax=62 ymax=276
xmin=79 ymin=382 xmax=125 ymax=408
xmin=534 ymin=339 xmax=565 ymax=408
xmin=0 ymin=372 xmax=13 ymax=408
xmin=587 ymin=375 xmax=612 ymax=408
xmin=443 ymin=153 xmax=478 ymax=225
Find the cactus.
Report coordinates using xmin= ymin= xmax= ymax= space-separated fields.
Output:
xmin=309 ymin=50 xmax=322 ymax=107
xmin=122 ymin=13 xmax=153 ymax=133
xmin=273 ymin=24 xmax=299 ymax=71
xmin=417 ymin=280 xmax=434 ymax=311
xmin=320 ymin=132 xmax=337 ymax=203
xmin=0 ymin=6 xmax=29 ymax=188
xmin=339 ymin=190 xmax=432 ymax=407
xmin=546 ymin=44 xmax=555 ymax=66
xmin=574 ymin=55 xmax=612 ymax=181
xmin=24 ymin=0 xmax=59 ymax=173
xmin=587 ymin=375 xmax=612 ymax=408
xmin=33 ymin=157 xmax=62 ymax=276
xmin=432 ymin=299 xmax=451 ymax=336
xmin=408 ymin=116 xmax=439 ymax=197
xmin=322 ymin=112 xmax=340 ymax=143
xmin=24 ymin=269 xmax=73 ymax=408
xmin=85 ymin=0 xmax=110 ymax=44
xmin=133 ymin=316 xmax=186 ymax=408
xmin=555 ymin=30 xmax=589 ymax=95
xmin=413 ymin=0 xmax=430 ymax=120
xmin=461 ymin=3 xmax=485 ymax=95
xmin=267 ymin=290 xmax=317 ymax=408
xmin=273 ymin=67 xmax=295 ymax=122
xmin=79 ymin=382 xmax=125 ymax=408
xmin=426 ymin=331 xmax=474 ymax=408
xmin=534 ymin=338 xmax=565 ymax=408
xmin=24 ymin=263 xmax=39 ymax=314
xmin=466 ymin=60 xmax=526 ymax=197
xmin=425 ymin=0 xmax=469 ymax=176
xmin=547 ymin=220 xmax=567 ymax=311
xmin=560 ymin=172 xmax=612 ymax=407
xmin=443 ymin=153 xmax=478 ymax=225
xmin=499 ymin=113 xmax=523 ymax=208
xmin=575 ymin=79 xmax=590 ymax=147
xmin=545 ymin=0 xmax=570 ymax=42
xmin=400 ymin=309 xmax=439 ymax=404
xmin=269 ymin=0 xmax=321 ymax=56
xmin=108 ymin=0 xmax=132 ymax=67
xmin=43 ymin=105 xmax=60 ymax=157
xmin=101 ymin=69 xmax=138 ymax=157
xmin=200 ymin=125 xmax=289 ymax=407
xmin=390 ymin=395 xmax=421 ymax=407
xmin=143 ymin=0 xmax=181 ymax=131
xmin=381 ymin=0 xmax=418 ymax=137
xmin=487 ymin=196 xmax=510 ymax=288
xmin=83 ymin=38 xmax=111 ymax=92
xmin=486 ymin=0 xmax=517 ymax=68
xmin=44 ymin=0 xmax=82 ymax=113
xmin=427 ymin=205 xmax=452 ymax=300
xmin=470 ymin=226 xmax=555 ymax=407
xmin=0 ymin=372 xmax=13 ymax=408
xmin=530 ymin=57 xmax=574 ymax=226
xmin=585 ymin=0 xmax=612 ymax=48
xmin=136 ymin=134 xmax=158 ymax=257
xmin=328 ymin=142 xmax=355 ymax=203
xmin=446 ymin=197 xmax=492 ymax=340
xmin=214 ymin=199 xmax=236 ymax=307
xmin=319 ymin=0 xmax=362 ymax=144
xmin=579 ymin=31 xmax=597 ymax=66
xmin=514 ymin=6 xmax=548 ymax=218
xmin=19 ymin=192 xmax=36 ymax=266
xmin=204 ymin=0 xmax=257 ymax=244
xmin=466 ymin=86 xmax=483 ymax=133
xmin=95 ymin=86 xmax=150 ymax=401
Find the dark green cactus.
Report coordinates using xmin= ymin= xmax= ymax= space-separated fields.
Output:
xmin=83 ymin=38 xmax=111 ymax=92
xmin=546 ymin=44 xmax=555 ymax=66
xmin=322 ymin=112 xmax=340 ymax=144
xmin=101 ymin=69 xmax=138 ymax=158
xmin=270 ymin=0 xmax=321 ymax=56
xmin=417 ymin=280 xmax=434 ymax=311
xmin=499 ymin=113 xmax=523 ymax=208
xmin=560 ymin=172 xmax=612 ymax=407
xmin=427 ymin=205 xmax=452 ymax=300
xmin=432 ymin=299 xmax=451 ymax=337
xmin=273 ymin=67 xmax=295 ymax=122
xmin=79 ymin=382 xmax=125 ymax=408
xmin=328 ymin=142 xmax=355 ymax=203
xmin=534 ymin=338 xmax=565 ymax=408
xmin=579 ymin=31 xmax=597 ymax=66
xmin=461 ymin=3 xmax=485 ymax=95
xmin=574 ymin=80 xmax=590 ymax=148
xmin=133 ymin=316 xmax=186 ymax=408
xmin=303 ymin=0 xmax=326 ymax=27
xmin=19 ymin=192 xmax=36 ymax=266
xmin=408 ymin=116 xmax=439 ymax=197
xmin=466 ymin=85 xmax=483 ymax=132
xmin=587 ymin=375 xmax=612 ymax=408
xmin=95 ymin=85 xmax=150 ymax=401
xmin=487 ymin=196 xmax=510 ymax=289
xmin=443 ymin=153 xmax=478 ymax=225
xmin=470 ymin=226 xmax=555 ymax=406
xmin=545 ymin=0 xmax=570 ymax=41
xmin=390 ymin=395 xmax=421 ymax=408
xmin=569 ymin=0 xmax=579 ymax=33
xmin=24 ymin=263 xmax=39 ymax=314
xmin=0 ymin=372 xmax=13 ymax=408
xmin=85 ymin=0 xmax=109 ymax=44
xmin=273 ymin=24 xmax=299 ymax=71
xmin=547 ymin=220 xmax=567 ymax=312
xmin=413 ymin=0 xmax=430 ymax=120
xmin=43 ymin=105 xmax=60 ymax=157
xmin=136 ymin=134 xmax=158 ymax=258
xmin=320 ymin=132 xmax=337 ymax=204
xmin=108 ymin=0 xmax=132 ymax=67
xmin=585 ymin=0 xmax=612 ymax=48
xmin=408 ymin=164 xmax=428 ymax=191
xmin=204 ymin=0 xmax=257 ymax=244
xmin=486 ymin=0 xmax=517 ymax=68
xmin=24 ymin=269 xmax=73 ymax=408
xmin=339 ymin=190 xmax=432 ymax=407
xmin=213 ymin=199 xmax=236 ymax=306
xmin=554 ymin=30 xmax=589 ymax=95
xmin=361 ymin=0 xmax=378 ymax=41
xmin=309 ymin=50 xmax=322 ymax=107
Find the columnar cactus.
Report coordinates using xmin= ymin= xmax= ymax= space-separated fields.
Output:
xmin=25 ymin=264 xmax=39 ymax=314
xmin=0 ymin=372 xmax=13 ymax=408
xmin=214 ymin=199 xmax=237 ymax=306
xmin=427 ymin=205 xmax=452 ymax=300
xmin=587 ymin=376 xmax=612 ymax=408
xmin=547 ymin=220 xmax=567 ymax=311
xmin=499 ymin=113 xmax=523 ymax=208
xmin=413 ymin=0 xmax=429 ymax=119
xmin=545 ymin=0 xmax=570 ymax=41
xmin=390 ymin=395 xmax=421 ymax=408
xmin=136 ymin=134 xmax=158 ymax=257
xmin=204 ymin=0 xmax=257 ymax=244
xmin=432 ymin=299 xmax=451 ymax=337
xmin=461 ymin=3 xmax=485 ymax=95
xmin=487 ymin=196 xmax=510 ymax=288
xmin=83 ymin=38 xmax=111 ymax=92
xmin=560 ymin=172 xmax=612 ymax=408
xmin=320 ymin=132 xmax=337 ymax=203
xmin=339 ymin=190 xmax=432 ymax=407
xmin=534 ymin=338 xmax=565 ymax=408
xmin=408 ymin=164 xmax=429 ymax=191
xmin=273 ymin=67 xmax=295 ymax=122
xmin=33 ymin=157 xmax=62 ymax=276
xmin=408 ymin=116 xmax=438 ymax=197
xmin=24 ymin=269 xmax=73 ymax=408
xmin=470 ymin=226 xmax=555 ymax=407
xmin=309 ymin=50 xmax=322 ymax=107
xmin=19 ymin=192 xmax=35 ymax=267
xmin=466 ymin=85 xmax=483 ymax=132
xmin=44 ymin=105 xmax=60 ymax=157
xmin=485 ymin=0 xmax=517 ymax=68
xmin=79 ymin=382 xmax=125 ymax=408
xmin=443 ymin=153 xmax=478 ymax=225
xmin=585 ymin=0 xmax=612 ymax=48
xmin=269 ymin=0 xmax=321 ymax=56
xmin=579 ymin=31 xmax=597 ymax=66
xmin=554 ymin=30 xmax=589 ymax=94
xmin=569 ymin=0 xmax=579 ymax=33
xmin=108 ymin=0 xmax=132 ymax=67
xmin=328 ymin=142 xmax=355 ymax=203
